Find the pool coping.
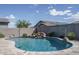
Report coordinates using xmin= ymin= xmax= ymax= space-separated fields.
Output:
xmin=8 ymin=37 xmax=78 ymax=55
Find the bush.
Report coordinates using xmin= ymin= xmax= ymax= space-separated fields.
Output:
xmin=22 ymin=33 xmax=27 ymax=38
xmin=0 ymin=33 xmax=5 ymax=38
xmin=47 ymin=32 xmax=56 ymax=37
xmin=67 ymin=32 xmax=76 ymax=40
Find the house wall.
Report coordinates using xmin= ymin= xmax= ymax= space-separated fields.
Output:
xmin=36 ymin=23 xmax=79 ymax=39
xmin=0 ymin=22 xmax=9 ymax=28
xmin=0 ymin=28 xmax=35 ymax=37
xmin=0 ymin=25 xmax=8 ymax=28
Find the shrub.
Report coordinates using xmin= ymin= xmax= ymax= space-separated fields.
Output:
xmin=22 ymin=33 xmax=27 ymax=38
xmin=47 ymin=32 xmax=56 ymax=37
xmin=67 ymin=32 xmax=76 ymax=40
xmin=0 ymin=32 xmax=5 ymax=38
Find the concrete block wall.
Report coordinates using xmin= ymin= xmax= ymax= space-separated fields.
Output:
xmin=0 ymin=28 xmax=35 ymax=37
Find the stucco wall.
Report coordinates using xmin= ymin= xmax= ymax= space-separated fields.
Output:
xmin=0 ymin=25 xmax=8 ymax=28
xmin=0 ymin=28 xmax=35 ymax=37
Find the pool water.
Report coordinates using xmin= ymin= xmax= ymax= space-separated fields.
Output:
xmin=13 ymin=38 xmax=72 ymax=51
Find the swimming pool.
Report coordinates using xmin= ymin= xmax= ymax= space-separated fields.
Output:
xmin=12 ymin=37 xmax=72 ymax=51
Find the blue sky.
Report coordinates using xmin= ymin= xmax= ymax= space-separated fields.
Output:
xmin=0 ymin=4 xmax=79 ymax=28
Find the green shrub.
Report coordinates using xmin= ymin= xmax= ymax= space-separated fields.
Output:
xmin=22 ymin=33 xmax=27 ymax=38
xmin=67 ymin=32 xmax=76 ymax=40
xmin=0 ymin=33 xmax=5 ymax=38
xmin=47 ymin=32 xmax=56 ymax=37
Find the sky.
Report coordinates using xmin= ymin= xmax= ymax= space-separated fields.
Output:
xmin=0 ymin=4 xmax=79 ymax=28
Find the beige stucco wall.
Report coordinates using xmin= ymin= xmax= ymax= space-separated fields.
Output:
xmin=0 ymin=28 xmax=35 ymax=37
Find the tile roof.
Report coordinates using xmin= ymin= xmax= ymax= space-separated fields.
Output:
xmin=35 ymin=20 xmax=67 ymax=27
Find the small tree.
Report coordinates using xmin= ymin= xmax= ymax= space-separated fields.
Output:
xmin=16 ymin=20 xmax=31 ymax=37
xmin=16 ymin=20 xmax=31 ymax=28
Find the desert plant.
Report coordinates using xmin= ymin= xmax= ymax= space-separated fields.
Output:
xmin=47 ymin=32 xmax=56 ymax=37
xmin=22 ymin=33 xmax=27 ymax=38
xmin=0 ymin=32 xmax=5 ymax=38
xmin=67 ymin=32 xmax=76 ymax=40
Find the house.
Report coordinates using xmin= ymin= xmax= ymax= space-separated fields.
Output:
xmin=34 ymin=20 xmax=67 ymax=34
xmin=0 ymin=18 xmax=9 ymax=28
xmin=34 ymin=20 xmax=79 ymax=39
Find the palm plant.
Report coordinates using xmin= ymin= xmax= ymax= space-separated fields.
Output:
xmin=16 ymin=20 xmax=31 ymax=28
xmin=16 ymin=20 xmax=31 ymax=37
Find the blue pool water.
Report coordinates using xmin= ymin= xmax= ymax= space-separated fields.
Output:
xmin=13 ymin=37 xmax=72 ymax=51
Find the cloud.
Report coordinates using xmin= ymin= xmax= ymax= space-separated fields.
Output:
xmin=64 ymin=12 xmax=79 ymax=21
xmin=36 ymin=10 xmax=39 ymax=13
xmin=9 ymin=14 xmax=15 ymax=19
xmin=66 ymin=13 xmax=73 ymax=16
xmin=5 ymin=14 xmax=16 ymax=22
xmin=68 ymin=7 xmax=72 ymax=9
xmin=48 ymin=6 xmax=53 ymax=9
xmin=6 ymin=14 xmax=15 ymax=19
xmin=6 ymin=14 xmax=16 ymax=28
xmin=49 ymin=9 xmax=72 ymax=16
xmin=64 ymin=17 xmax=70 ymax=19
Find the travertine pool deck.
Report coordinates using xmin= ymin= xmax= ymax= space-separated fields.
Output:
xmin=0 ymin=38 xmax=25 ymax=55
xmin=0 ymin=38 xmax=79 ymax=55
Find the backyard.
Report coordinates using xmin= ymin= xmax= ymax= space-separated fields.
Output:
xmin=0 ymin=4 xmax=79 ymax=55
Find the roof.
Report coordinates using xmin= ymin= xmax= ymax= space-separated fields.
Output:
xmin=72 ymin=21 xmax=79 ymax=24
xmin=0 ymin=18 xmax=9 ymax=23
xmin=34 ymin=20 xmax=67 ymax=27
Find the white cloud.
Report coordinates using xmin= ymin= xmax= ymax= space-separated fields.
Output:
xmin=9 ymin=14 xmax=15 ymax=19
xmin=68 ymin=7 xmax=72 ymax=9
xmin=64 ymin=10 xmax=71 ymax=13
xmin=49 ymin=9 xmax=72 ymax=16
xmin=6 ymin=14 xmax=16 ymax=28
xmin=6 ymin=14 xmax=15 ymax=19
xmin=36 ymin=10 xmax=39 ymax=13
xmin=49 ymin=9 xmax=59 ymax=16
xmin=71 ymin=12 xmax=79 ymax=21
xmin=64 ymin=17 xmax=70 ymax=19
xmin=66 ymin=13 xmax=73 ymax=16
xmin=64 ymin=12 xmax=79 ymax=21
xmin=48 ymin=6 xmax=53 ymax=9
